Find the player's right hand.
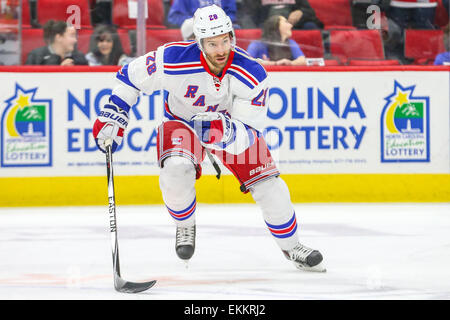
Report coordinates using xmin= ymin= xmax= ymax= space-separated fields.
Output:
xmin=92 ymin=104 xmax=129 ymax=153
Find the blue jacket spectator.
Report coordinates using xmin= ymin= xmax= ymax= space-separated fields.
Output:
xmin=168 ymin=0 xmax=237 ymax=27
xmin=247 ymin=39 xmax=304 ymax=62
xmin=247 ymin=15 xmax=306 ymax=66
xmin=433 ymin=52 xmax=450 ymax=65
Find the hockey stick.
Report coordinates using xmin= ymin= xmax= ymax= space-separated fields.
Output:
xmin=205 ymin=149 xmax=221 ymax=180
xmin=105 ymin=139 xmax=157 ymax=293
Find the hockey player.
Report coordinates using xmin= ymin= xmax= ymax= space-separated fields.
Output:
xmin=93 ymin=5 xmax=325 ymax=272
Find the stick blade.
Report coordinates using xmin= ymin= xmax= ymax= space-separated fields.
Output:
xmin=115 ymin=277 xmax=157 ymax=293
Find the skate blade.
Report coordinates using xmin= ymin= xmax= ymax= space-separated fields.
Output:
xmin=294 ymin=262 xmax=327 ymax=273
xmin=179 ymin=259 xmax=190 ymax=269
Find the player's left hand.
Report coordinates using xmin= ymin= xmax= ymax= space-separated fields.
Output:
xmin=191 ymin=112 xmax=235 ymax=145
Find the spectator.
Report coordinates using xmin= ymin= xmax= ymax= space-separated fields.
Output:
xmin=91 ymin=0 xmax=112 ymax=26
xmin=247 ymin=15 xmax=306 ymax=66
xmin=25 ymin=20 xmax=88 ymax=65
xmin=388 ymin=0 xmax=438 ymax=31
xmin=180 ymin=17 xmax=195 ymax=40
xmin=241 ymin=0 xmax=323 ymax=30
xmin=434 ymin=51 xmax=450 ymax=64
xmin=384 ymin=1 xmax=440 ymax=63
xmin=167 ymin=0 xmax=237 ymax=27
xmin=85 ymin=25 xmax=133 ymax=66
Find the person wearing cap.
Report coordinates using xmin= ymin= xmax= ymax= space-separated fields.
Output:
xmin=92 ymin=4 xmax=325 ymax=273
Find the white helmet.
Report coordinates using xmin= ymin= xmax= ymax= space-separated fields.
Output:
xmin=193 ymin=4 xmax=235 ymax=52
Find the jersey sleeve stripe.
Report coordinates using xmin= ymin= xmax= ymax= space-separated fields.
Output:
xmin=227 ymin=69 xmax=255 ymax=89
xmin=110 ymin=94 xmax=131 ymax=113
xmin=116 ymin=64 xmax=139 ymax=91
xmin=232 ymin=50 xmax=268 ymax=82
xmin=229 ymin=64 xmax=259 ymax=86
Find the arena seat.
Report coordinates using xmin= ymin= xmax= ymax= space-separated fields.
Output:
xmin=21 ymin=28 xmax=45 ymax=64
xmin=330 ymin=29 xmax=385 ymax=64
xmin=117 ymin=29 xmax=132 ymax=56
xmin=348 ymin=59 xmax=401 ymax=66
xmin=324 ymin=59 xmax=341 ymax=66
xmin=435 ymin=0 xmax=449 ymax=28
xmin=37 ymin=0 xmax=92 ymax=28
xmin=308 ymin=0 xmax=354 ymax=29
xmin=291 ymin=30 xmax=324 ymax=58
xmin=404 ymin=29 xmax=445 ymax=65
xmin=75 ymin=28 xmax=93 ymax=54
xmin=146 ymin=29 xmax=185 ymax=51
xmin=21 ymin=0 xmax=31 ymax=28
xmin=234 ymin=29 xmax=262 ymax=51
xmin=112 ymin=0 xmax=165 ymax=29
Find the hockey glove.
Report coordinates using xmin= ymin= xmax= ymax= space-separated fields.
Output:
xmin=93 ymin=104 xmax=129 ymax=153
xmin=191 ymin=112 xmax=235 ymax=145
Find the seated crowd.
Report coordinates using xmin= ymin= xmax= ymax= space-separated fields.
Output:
xmin=1 ymin=0 xmax=449 ymax=66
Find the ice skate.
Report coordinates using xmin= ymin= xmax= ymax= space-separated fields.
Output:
xmin=282 ymin=243 xmax=326 ymax=272
xmin=175 ymin=225 xmax=196 ymax=261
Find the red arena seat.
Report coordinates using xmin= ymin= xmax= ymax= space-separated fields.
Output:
xmin=404 ymin=29 xmax=445 ymax=65
xmin=308 ymin=0 xmax=354 ymax=29
xmin=112 ymin=0 xmax=165 ymax=29
xmin=291 ymin=30 xmax=324 ymax=58
xmin=37 ymin=0 xmax=92 ymax=28
xmin=21 ymin=0 xmax=31 ymax=28
xmin=21 ymin=28 xmax=45 ymax=64
xmin=330 ymin=29 xmax=385 ymax=64
xmin=146 ymin=29 xmax=185 ymax=51
xmin=75 ymin=28 xmax=93 ymax=54
xmin=117 ymin=29 xmax=132 ymax=56
xmin=324 ymin=59 xmax=341 ymax=66
xmin=234 ymin=29 xmax=262 ymax=51
xmin=348 ymin=59 xmax=401 ymax=66
xmin=435 ymin=0 xmax=449 ymax=28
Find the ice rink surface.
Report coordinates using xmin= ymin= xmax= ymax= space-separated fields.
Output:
xmin=0 ymin=203 xmax=449 ymax=300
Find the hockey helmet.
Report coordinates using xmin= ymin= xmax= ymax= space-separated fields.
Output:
xmin=193 ymin=4 xmax=235 ymax=52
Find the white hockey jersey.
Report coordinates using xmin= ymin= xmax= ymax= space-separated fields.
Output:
xmin=108 ymin=41 xmax=269 ymax=154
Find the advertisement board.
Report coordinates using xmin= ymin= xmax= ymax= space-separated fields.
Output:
xmin=0 ymin=66 xmax=449 ymax=205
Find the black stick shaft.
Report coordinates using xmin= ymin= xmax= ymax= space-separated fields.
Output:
xmin=104 ymin=141 xmax=157 ymax=293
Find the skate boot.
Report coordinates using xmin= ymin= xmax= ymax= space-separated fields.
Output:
xmin=175 ymin=225 xmax=196 ymax=261
xmin=282 ymin=243 xmax=326 ymax=272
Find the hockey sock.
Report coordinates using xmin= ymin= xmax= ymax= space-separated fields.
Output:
xmin=159 ymin=156 xmax=197 ymax=227
xmin=250 ymin=177 xmax=299 ymax=250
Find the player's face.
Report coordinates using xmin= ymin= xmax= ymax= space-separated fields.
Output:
xmin=203 ymin=33 xmax=232 ymax=70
